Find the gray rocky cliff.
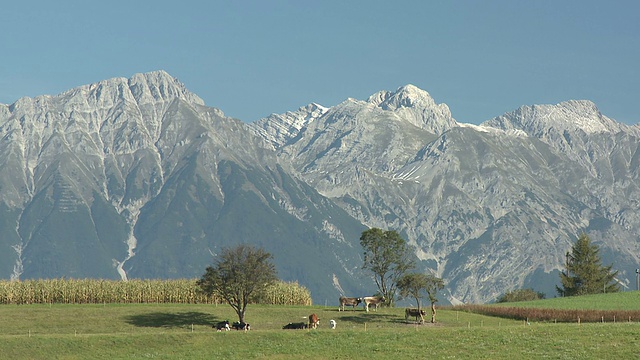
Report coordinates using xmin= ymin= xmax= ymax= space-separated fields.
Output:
xmin=3 ymin=72 xmax=638 ymax=304
xmin=0 ymin=71 xmax=368 ymax=302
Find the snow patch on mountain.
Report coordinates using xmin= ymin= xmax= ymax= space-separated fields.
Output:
xmin=458 ymin=122 xmax=529 ymax=137
xmin=248 ymin=103 xmax=329 ymax=149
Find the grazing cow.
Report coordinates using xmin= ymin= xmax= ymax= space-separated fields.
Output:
xmin=362 ymin=296 xmax=385 ymax=312
xmin=308 ymin=313 xmax=320 ymax=329
xmin=338 ymin=296 xmax=362 ymax=311
xmin=282 ymin=322 xmax=308 ymax=329
xmin=329 ymin=319 xmax=337 ymax=329
xmin=231 ymin=321 xmax=251 ymax=331
xmin=405 ymin=308 xmax=426 ymax=323
xmin=214 ymin=320 xmax=230 ymax=331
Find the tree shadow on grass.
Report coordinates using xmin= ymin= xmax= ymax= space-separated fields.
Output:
xmin=334 ymin=313 xmax=399 ymax=325
xmin=125 ymin=312 xmax=222 ymax=329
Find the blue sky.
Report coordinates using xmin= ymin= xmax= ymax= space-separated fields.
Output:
xmin=1 ymin=1 xmax=638 ymax=124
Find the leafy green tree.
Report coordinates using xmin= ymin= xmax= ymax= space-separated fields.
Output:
xmin=496 ymin=288 xmax=545 ymax=303
xmin=397 ymin=272 xmax=445 ymax=323
xmin=360 ymin=228 xmax=415 ymax=306
xmin=197 ymin=245 xmax=277 ymax=323
xmin=556 ymin=233 xmax=620 ymax=297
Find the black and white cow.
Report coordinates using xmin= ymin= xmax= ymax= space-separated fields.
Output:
xmin=282 ymin=322 xmax=308 ymax=329
xmin=231 ymin=321 xmax=251 ymax=331
xmin=214 ymin=320 xmax=230 ymax=331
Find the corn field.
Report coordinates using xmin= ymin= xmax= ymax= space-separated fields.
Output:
xmin=254 ymin=281 xmax=313 ymax=306
xmin=0 ymin=279 xmax=312 ymax=306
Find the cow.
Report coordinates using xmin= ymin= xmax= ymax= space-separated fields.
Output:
xmin=214 ymin=320 xmax=230 ymax=331
xmin=338 ymin=296 xmax=362 ymax=311
xmin=282 ymin=322 xmax=308 ymax=329
xmin=308 ymin=313 xmax=320 ymax=329
xmin=405 ymin=308 xmax=426 ymax=323
xmin=231 ymin=321 xmax=251 ymax=331
xmin=362 ymin=296 xmax=385 ymax=312
xmin=329 ymin=319 xmax=337 ymax=329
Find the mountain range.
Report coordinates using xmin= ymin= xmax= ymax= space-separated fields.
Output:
xmin=1 ymin=71 xmax=638 ymax=304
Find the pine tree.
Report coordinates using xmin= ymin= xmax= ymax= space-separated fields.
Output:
xmin=556 ymin=233 xmax=619 ymax=296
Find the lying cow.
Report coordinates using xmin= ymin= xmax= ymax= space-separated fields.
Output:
xmin=338 ymin=296 xmax=362 ymax=311
xmin=282 ymin=322 xmax=308 ymax=329
xmin=308 ymin=313 xmax=320 ymax=329
xmin=214 ymin=320 xmax=230 ymax=331
xmin=405 ymin=308 xmax=426 ymax=323
xmin=231 ymin=321 xmax=250 ymax=331
xmin=362 ymin=296 xmax=385 ymax=312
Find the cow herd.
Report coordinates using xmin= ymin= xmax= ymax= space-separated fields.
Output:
xmin=215 ymin=295 xmax=427 ymax=332
xmin=214 ymin=320 xmax=251 ymax=332
xmin=339 ymin=295 xmax=385 ymax=312
xmin=281 ymin=313 xmax=335 ymax=330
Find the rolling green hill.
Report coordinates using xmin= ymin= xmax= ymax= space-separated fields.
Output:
xmin=495 ymin=291 xmax=640 ymax=310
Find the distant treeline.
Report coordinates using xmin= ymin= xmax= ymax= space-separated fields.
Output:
xmin=0 ymin=279 xmax=312 ymax=306
xmin=454 ymin=304 xmax=640 ymax=323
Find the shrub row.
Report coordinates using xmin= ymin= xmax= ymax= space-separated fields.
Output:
xmin=453 ymin=304 xmax=640 ymax=323
xmin=0 ymin=279 xmax=311 ymax=306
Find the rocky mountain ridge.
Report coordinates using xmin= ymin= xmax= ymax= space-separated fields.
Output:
xmin=0 ymin=71 xmax=368 ymax=302
xmin=2 ymin=71 xmax=638 ymax=303
xmin=252 ymin=84 xmax=640 ymax=303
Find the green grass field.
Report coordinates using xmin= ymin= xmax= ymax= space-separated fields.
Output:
xmin=494 ymin=290 xmax=640 ymax=310
xmin=1 ymin=294 xmax=639 ymax=359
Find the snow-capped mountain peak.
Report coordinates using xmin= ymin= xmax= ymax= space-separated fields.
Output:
xmin=368 ymin=84 xmax=434 ymax=110
xmin=366 ymin=84 xmax=457 ymax=134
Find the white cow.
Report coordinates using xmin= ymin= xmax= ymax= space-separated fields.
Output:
xmin=362 ymin=296 xmax=385 ymax=312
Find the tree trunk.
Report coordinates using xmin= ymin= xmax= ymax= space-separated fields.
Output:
xmin=237 ymin=306 xmax=245 ymax=323
xmin=431 ymin=302 xmax=436 ymax=323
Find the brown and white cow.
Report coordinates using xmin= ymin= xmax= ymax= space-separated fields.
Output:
xmin=308 ymin=313 xmax=320 ymax=329
xmin=338 ymin=296 xmax=362 ymax=311
xmin=362 ymin=296 xmax=385 ymax=312
xmin=405 ymin=308 xmax=426 ymax=323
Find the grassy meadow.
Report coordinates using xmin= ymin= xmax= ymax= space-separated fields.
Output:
xmin=457 ymin=291 xmax=640 ymax=323
xmin=1 ymin=296 xmax=640 ymax=359
xmin=493 ymin=291 xmax=640 ymax=310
